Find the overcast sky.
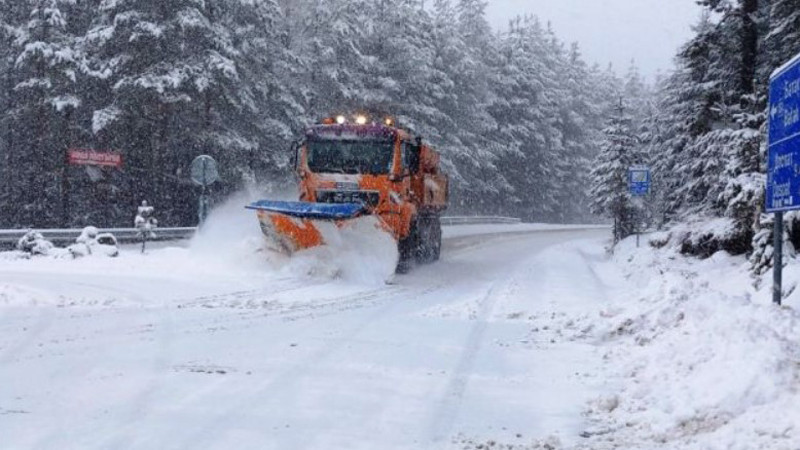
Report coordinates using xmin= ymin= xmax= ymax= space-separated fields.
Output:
xmin=485 ymin=0 xmax=704 ymax=80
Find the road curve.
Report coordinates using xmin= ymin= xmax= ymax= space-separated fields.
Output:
xmin=0 ymin=226 xmax=609 ymax=449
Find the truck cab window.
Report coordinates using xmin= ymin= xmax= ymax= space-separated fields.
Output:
xmin=403 ymin=142 xmax=420 ymax=173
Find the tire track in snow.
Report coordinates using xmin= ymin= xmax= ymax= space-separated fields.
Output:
xmin=174 ymin=277 xmax=316 ymax=309
xmin=92 ymin=308 xmax=179 ymax=450
xmin=91 ymin=282 xmax=435 ymax=449
xmin=173 ymin=282 xmax=447 ymax=450
xmin=0 ymin=308 xmax=54 ymax=365
xmin=427 ymin=283 xmax=501 ymax=444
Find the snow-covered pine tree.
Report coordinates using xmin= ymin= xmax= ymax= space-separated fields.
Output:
xmin=649 ymin=13 xmax=722 ymax=226
xmin=291 ymin=0 xmax=373 ymax=118
xmin=622 ymin=62 xmax=653 ymax=123
xmin=0 ymin=0 xmax=20 ymax=222
xmin=220 ymin=0 xmax=304 ymax=188
xmin=488 ymin=17 xmax=562 ymax=221
xmin=442 ymin=0 xmax=511 ymax=214
xmin=750 ymin=0 xmax=800 ymax=274
xmin=456 ymin=0 xmax=492 ymax=55
xmin=646 ymin=69 xmax=693 ymax=229
xmin=7 ymin=0 xmax=85 ymax=227
xmin=590 ymin=100 xmax=643 ymax=242
xmin=622 ymin=62 xmax=660 ymax=227
xmin=85 ymin=0 xmax=293 ymax=224
xmin=366 ymin=0 xmax=448 ymax=144
xmin=428 ymin=0 xmax=473 ymax=194
xmin=642 ymin=2 xmax=766 ymax=257
xmin=0 ymin=0 xmax=614 ymax=226
xmin=549 ymin=43 xmax=602 ymax=223
xmin=679 ymin=0 xmax=764 ymax=256
xmin=532 ymin=22 xmax=571 ymax=223
xmin=764 ymin=0 xmax=800 ymax=73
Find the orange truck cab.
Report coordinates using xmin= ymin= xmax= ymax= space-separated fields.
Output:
xmin=247 ymin=115 xmax=448 ymax=272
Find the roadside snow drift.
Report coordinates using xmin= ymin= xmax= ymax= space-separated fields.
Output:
xmin=577 ymin=235 xmax=800 ymax=450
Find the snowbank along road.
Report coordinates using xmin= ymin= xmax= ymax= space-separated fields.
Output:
xmin=0 ymin=217 xmax=612 ymax=449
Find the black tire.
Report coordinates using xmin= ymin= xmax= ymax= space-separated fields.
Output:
xmin=416 ymin=215 xmax=441 ymax=264
xmin=430 ymin=216 xmax=442 ymax=262
xmin=396 ymin=219 xmax=419 ymax=274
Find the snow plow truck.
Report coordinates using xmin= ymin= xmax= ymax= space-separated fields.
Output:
xmin=247 ymin=114 xmax=449 ymax=272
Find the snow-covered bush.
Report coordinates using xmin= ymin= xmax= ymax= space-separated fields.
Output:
xmin=135 ymin=201 xmax=158 ymax=253
xmin=135 ymin=201 xmax=157 ymax=238
xmin=76 ymin=226 xmax=100 ymax=244
xmin=68 ymin=226 xmax=119 ymax=258
xmin=16 ymin=230 xmax=54 ymax=256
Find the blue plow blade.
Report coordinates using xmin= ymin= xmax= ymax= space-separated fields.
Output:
xmin=245 ymin=200 xmax=366 ymax=221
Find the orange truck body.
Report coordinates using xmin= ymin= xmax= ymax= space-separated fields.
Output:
xmin=251 ymin=120 xmax=448 ymax=269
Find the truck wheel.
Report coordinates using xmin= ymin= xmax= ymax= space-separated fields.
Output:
xmin=416 ymin=215 xmax=441 ymax=264
xmin=396 ymin=220 xmax=419 ymax=274
xmin=431 ymin=216 xmax=442 ymax=261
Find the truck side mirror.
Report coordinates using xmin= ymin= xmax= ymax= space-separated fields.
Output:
xmin=290 ymin=140 xmax=309 ymax=179
xmin=292 ymin=140 xmax=308 ymax=170
xmin=408 ymin=145 xmax=421 ymax=174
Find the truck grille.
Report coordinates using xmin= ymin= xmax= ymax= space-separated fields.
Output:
xmin=316 ymin=190 xmax=380 ymax=207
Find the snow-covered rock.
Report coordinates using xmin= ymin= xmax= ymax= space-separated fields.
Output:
xmin=16 ymin=230 xmax=54 ymax=256
xmin=68 ymin=226 xmax=119 ymax=258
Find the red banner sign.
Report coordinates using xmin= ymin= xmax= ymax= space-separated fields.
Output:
xmin=68 ymin=149 xmax=123 ymax=168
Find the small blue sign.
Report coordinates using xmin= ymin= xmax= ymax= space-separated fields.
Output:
xmin=767 ymin=53 xmax=800 ymax=212
xmin=628 ymin=165 xmax=650 ymax=197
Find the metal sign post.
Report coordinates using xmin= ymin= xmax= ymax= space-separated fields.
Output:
xmin=628 ymin=165 xmax=651 ymax=248
xmin=190 ymin=155 xmax=220 ymax=225
xmin=766 ymin=52 xmax=800 ymax=306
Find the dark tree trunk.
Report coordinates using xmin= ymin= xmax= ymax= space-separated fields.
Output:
xmin=61 ymin=109 xmax=73 ymax=227
xmin=740 ymin=0 xmax=759 ymax=97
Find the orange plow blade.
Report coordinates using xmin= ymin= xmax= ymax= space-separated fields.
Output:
xmin=255 ymin=210 xmax=324 ymax=253
xmin=246 ymin=200 xmax=368 ymax=254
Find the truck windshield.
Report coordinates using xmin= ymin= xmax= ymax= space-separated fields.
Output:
xmin=307 ymin=139 xmax=394 ymax=175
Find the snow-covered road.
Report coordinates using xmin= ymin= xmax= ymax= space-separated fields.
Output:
xmin=0 ymin=225 xmax=611 ymax=449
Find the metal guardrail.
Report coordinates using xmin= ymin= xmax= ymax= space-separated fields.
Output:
xmin=0 ymin=227 xmax=197 ymax=248
xmin=0 ymin=217 xmax=521 ymax=249
xmin=440 ymin=216 xmax=522 ymax=226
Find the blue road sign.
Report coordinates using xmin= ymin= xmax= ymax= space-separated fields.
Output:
xmin=628 ymin=165 xmax=651 ymax=197
xmin=767 ymin=53 xmax=800 ymax=212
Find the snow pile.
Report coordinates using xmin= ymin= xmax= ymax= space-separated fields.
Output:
xmin=2 ymin=228 xmax=119 ymax=261
xmin=69 ymin=226 xmax=119 ymax=258
xmin=190 ymin=190 xmax=268 ymax=272
xmin=16 ymin=229 xmax=54 ymax=256
xmin=0 ymin=284 xmax=51 ymax=306
xmin=584 ymin=236 xmax=800 ymax=449
xmin=191 ymin=190 xmax=397 ymax=285
xmin=3 ymin=229 xmax=73 ymax=260
xmin=281 ymin=216 xmax=398 ymax=285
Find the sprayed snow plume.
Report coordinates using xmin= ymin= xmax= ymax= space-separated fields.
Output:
xmin=191 ymin=191 xmax=398 ymax=285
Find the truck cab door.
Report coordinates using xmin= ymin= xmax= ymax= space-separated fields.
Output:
xmin=403 ymin=141 xmax=421 ymax=174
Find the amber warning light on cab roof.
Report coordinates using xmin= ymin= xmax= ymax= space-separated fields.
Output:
xmin=320 ymin=114 xmax=395 ymax=127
